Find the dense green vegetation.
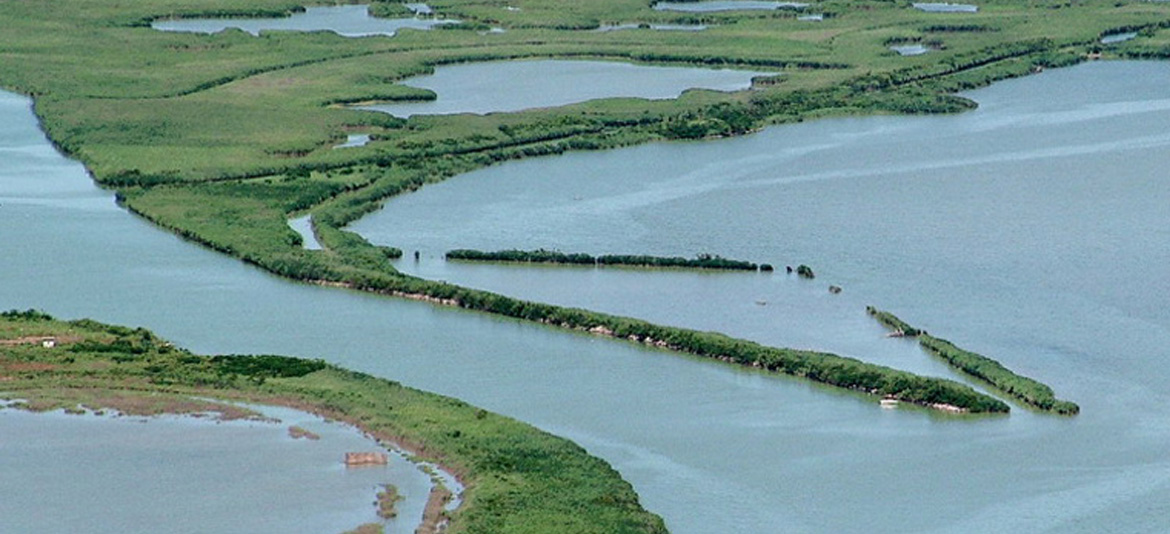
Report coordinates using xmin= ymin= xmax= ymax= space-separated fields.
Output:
xmin=1 ymin=0 xmax=1155 ymax=416
xmin=866 ymin=307 xmax=1079 ymax=415
xmin=865 ymin=306 xmax=922 ymax=337
xmin=447 ymin=249 xmax=767 ymax=271
xmin=0 ymin=311 xmax=668 ymax=534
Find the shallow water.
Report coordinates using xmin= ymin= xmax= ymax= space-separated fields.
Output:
xmin=913 ymin=2 xmax=979 ymax=13
xmin=654 ymin=1 xmax=808 ymax=12
xmin=4 ymin=62 xmax=1170 ymax=533
xmin=334 ymin=133 xmax=372 ymax=149
xmin=151 ymin=5 xmax=453 ymax=37
xmin=360 ymin=60 xmax=771 ymax=117
xmin=1101 ymin=31 xmax=1138 ymax=44
xmin=288 ymin=215 xmax=322 ymax=250
xmin=0 ymin=404 xmax=432 ymax=534
xmin=891 ymin=44 xmax=931 ymax=56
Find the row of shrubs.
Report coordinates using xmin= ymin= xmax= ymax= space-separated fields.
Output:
xmin=446 ymin=248 xmax=769 ymax=271
xmin=300 ymin=262 xmax=1009 ymax=413
xmin=866 ymin=307 xmax=1078 ymax=415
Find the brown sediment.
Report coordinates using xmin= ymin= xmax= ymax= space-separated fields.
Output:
xmin=376 ymin=484 xmax=403 ymax=519
xmin=341 ymin=523 xmax=383 ymax=534
xmin=414 ymin=484 xmax=453 ymax=534
xmin=345 ymin=452 xmax=389 ymax=467
xmin=245 ymin=394 xmax=467 ymax=534
xmin=288 ymin=425 xmax=321 ymax=440
xmin=1 ymin=387 xmax=268 ymax=421
xmin=1 ymin=362 xmax=58 ymax=372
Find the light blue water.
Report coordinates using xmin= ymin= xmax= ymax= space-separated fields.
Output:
xmin=360 ymin=60 xmax=771 ymax=117
xmin=4 ymin=62 xmax=1170 ymax=533
xmin=654 ymin=1 xmax=808 ymax=12
xmin=913 ymin=3 xmax=979 ymax=13
xmin=288 ymin=215 xmax=322 ymax=250
xmin=151 ymin=5 xmax=454 ymax=37
xmin=1101 ymin=32 xmax=1138 ymax=44
xmin=334 ymin=134 xmax=372 ymax=149
xmin=0 ymin=403 xmax=432 ymax=534
xmin=891 ymin=44 xmax=932 ymax=56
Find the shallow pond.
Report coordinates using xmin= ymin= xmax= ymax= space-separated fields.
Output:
xmin=151 ymin=4 xmax=453 ymax=37
xmin=0 ymin=403 xmax=433 ymax=534
xmin=913 ymin=2 xmax=979 ymax=13
xmin=5 ymin=62 xmax=1170 ymax=534
xmin=654 ymin=1 xmax=808 ymax=12
xmin=891 ymin=43 xmax=932 ymax=55
xmin=360 ymin=60 xmax=771 ymax=117
xmin=1101 ymin=31 xmax=1138 ymax=44
xmin=334 ymin=134 xmax=372 ymax=149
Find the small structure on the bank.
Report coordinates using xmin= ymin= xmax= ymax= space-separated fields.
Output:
xmin=345 ymin=452 xmax=389 ymax=467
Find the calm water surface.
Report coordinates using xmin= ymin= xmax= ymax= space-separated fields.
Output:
xmin=362 ymin=60 xmax=771 ymax=117
xmin=654 ymin=1 xmax=808 ymax=12
xmin=4 ymin=62 xmax=1170 ymax=533
xmin=913 ymin=2 xmax=980 ymax=13
xmin=151 ymin=5 xmax=453 ymax=37
xmin=0 ymin=403 xmax=432 ymax=534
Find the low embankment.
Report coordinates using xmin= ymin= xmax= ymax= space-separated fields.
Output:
xmin=446 ymin=248 xmax=771 ymax=271
xmin=866 ymin=307 xmax=1079 ymax=415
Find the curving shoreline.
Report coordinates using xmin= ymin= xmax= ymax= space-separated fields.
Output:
xmin=0 ymin=310 xmax=668 ymax=534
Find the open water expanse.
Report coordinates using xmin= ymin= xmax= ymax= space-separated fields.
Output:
xmin=3 ymin=61 xmax=1170 ymax=533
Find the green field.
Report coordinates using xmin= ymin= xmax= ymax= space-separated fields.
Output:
xmin=0 ymin=310 xmax=668 ymax=534
xmin=4 ymin=1 xmax=1158 ymax=414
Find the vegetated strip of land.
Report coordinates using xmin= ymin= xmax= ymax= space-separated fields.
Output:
xmin=866 ymin=307 xmax=1079 ymax=415
xmin=0 ymin=310 xmax=668 ymax=534
xmin=4 ymin=0 xmax=1162 ymax=417
xmin=446 ymin=248 xmax=771 ymax=271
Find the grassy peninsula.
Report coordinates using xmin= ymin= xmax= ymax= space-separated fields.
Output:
xmin=1 ymin=0 xmax=1159 ymax=414
xmin=0 ymin=310 xmax=668 ymax=534
xmin=867 ymin=307 xmax=1080 ymax=415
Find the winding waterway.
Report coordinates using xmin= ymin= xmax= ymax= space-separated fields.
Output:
xmin=3 ymin=62 xmax=1170 ymax=533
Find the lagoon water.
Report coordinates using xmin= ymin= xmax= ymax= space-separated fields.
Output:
xmin=361 ymin=60 xmax=771 ymax=117
xmin=151 ymin=5 xmax=452 ymax=37
xmin=0 ymin=404 xmax=432 ymax=534
xmin=4 ymin=61 xmax=1170 ymax=533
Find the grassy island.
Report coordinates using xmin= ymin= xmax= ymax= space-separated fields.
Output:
xmin=446 ymin=249 xmax=767 ymax=271
xmin=1 ymin=0 xmax=1156 ymax=416
xmin=0 ymin=310 xmax=668 ymax=534
xmin=866 ymin=307 xmax=1079 ymax=415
